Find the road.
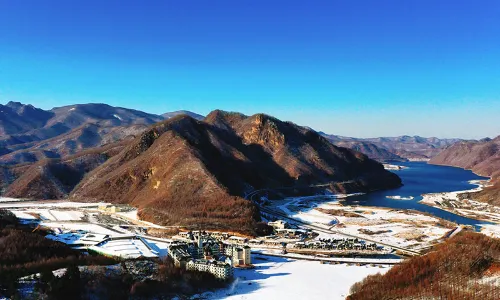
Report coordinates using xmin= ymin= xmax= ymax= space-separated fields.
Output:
xmin=255 ymin=251 xmax=403 ymax=265
xmin=245 ymin=180 xmax=356 ymax=203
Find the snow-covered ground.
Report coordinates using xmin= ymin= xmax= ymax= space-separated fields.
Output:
xmin=0 ymin=200 xmax=108 ymax=209
xmin=89 ymin=238 xmax=158 ymax=259
xmin=40 ymin=222 xmax=119 ymax=235
xmin=420 ymin=180 xmax=500 ymax=226
xmin=10 ymin=208 xmax=84 ymax=221
xmin=420 ymin=180 xmax=485 ymax=206
xmin=273 ymin=196 xmax=453 ymax=249
xmin=385 ymin=195 xmax=414 ymax=200
xmin=117 ymin=209 xmax=139 ymax=220
xmin=0 ymin=197 xmax=25 ymax=202
xmin=383 ymin=164 xmax=408 ymax=171
xmin=203 ymin=254 xmax=391 ymax=300
xmin=144 ymin=238 xmax=171 ymax=257
xmin=480 ymin=224 xmax=500 ymax=239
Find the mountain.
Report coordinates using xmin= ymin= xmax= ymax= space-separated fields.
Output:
xmin=70 ymin=110 xmax=401 ymax=233
xmin=162 ymin=110 xmax=204 ymax=120
xmin=363 ymin=135 xmax=463 ymax=158
xmin=429 ymin=136 xmax=500 ymax=205
xmin=328 ymin=140 xmax=406 ymax=162
xmin=0 ymin=102 xmax=164 ymax=164
xmin=3 ymin=141 xmax=128 ymax=199
xmin=0 ymin=101 xmax=54 ymax=135
xmin=321 ymin=133 xmax=463 ymax=161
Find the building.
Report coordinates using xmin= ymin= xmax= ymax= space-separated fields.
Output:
xmin=224 ymin=244 xmax=252 ymax=266
xmin=227 ymin=236 xmax=248 ymax=244
xmin=186 ymin=259 xmax=233 ymax=280
xmin=168 ymin=244 xmax=192 ymax=267
xmin=268 ymin=220 xmax=288 ymax=230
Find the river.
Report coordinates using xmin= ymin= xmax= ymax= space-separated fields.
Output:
xmin=342 ymin=162 xmax=492 ymax=228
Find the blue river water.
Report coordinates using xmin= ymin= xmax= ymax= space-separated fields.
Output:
xmin=342 ymin=162 xmax=492 ymax=228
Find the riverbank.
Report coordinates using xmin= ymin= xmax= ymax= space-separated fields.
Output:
xmin=270 ymin=196 xmax=456 ymax=250
xmin=419 ymin=180 xmax=500 ymax=226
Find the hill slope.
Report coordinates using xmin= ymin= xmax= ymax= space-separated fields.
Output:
xmin=2 ymin=141 xmax=128 ymax=199
xmin=430 ymin=136 xmax=500 ymax=205
xmin=71 ymin=111 xmax=401 ymax=232
xmin=348 ymin=232 xmax=500 ymax=300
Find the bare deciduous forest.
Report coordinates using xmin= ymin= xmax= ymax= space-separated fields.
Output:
xmin=348 ymin=232 xmax=500 ymax=300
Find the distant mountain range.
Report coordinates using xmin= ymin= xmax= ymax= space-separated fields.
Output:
xmin=0 ymin=102 xmax=401 ymax=233
xmin=0 ymin=102 xmax=200 ymax=165
xmin=430 ymin=136 xmax=500 ymax=205
xmin=320 ymin=132 xmax=464 ymax=162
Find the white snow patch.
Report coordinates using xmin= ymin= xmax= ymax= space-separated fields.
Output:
xmin=480 ymin=224 xmax=500 ymax=238
xmin=113 ymin=114 xmax=123 ymax=121
xmin=116 ymin=209 xmax=138 ymax=220
xmin=0 ymin=197 xmax=25 ymax=202
xmin=0 ymin=201 xmax=108 ymax=209
xmin=89 ymin=237 xmax=158 ymax=259
xmin=205 ymin=254 xmax=390 ymax=300
xmin=50 ymin=210 xmax=84 ymax=221
xmin=41 ymin=222 xmax=119 ymax=236
xmin=10 ymin=210 xmax=38 ymax=220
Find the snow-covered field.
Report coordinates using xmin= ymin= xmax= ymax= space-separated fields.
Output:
xmin=274 ymin=197 xmax=453 ymax=249
xmin=480 ymin=224 xmax=500 ymax=238
xmin=10 ymin=208 xmax=85 ymax=221
xmin=40 ymin=222 xmax=119 ymax=235
xmin=420 ymin=180 xmax=485 ymax=206
xmin=203 ymin=254 xmax=391 ymax=300
xmin=89 ymin=238 xmax=158 ymax=259
xmin=420 ymin=180 xmax=500 ymax=226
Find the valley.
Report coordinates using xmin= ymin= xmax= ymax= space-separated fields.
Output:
xmin=0 ymin=102 xmax=499 ymax=299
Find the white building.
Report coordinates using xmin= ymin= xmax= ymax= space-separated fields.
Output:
xmin=268 ymin=220 xmax=288 ymax=230
xmin=186 ymin=259 xmax=233 ymax=280
xmin=224 ymin=244 xmax=252 ymax=266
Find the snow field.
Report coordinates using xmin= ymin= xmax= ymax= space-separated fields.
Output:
xmin=205 ymin=254 xmax=391 ymax=300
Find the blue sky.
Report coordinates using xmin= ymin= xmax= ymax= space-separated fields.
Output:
xmin=1 ymin=1 xmax=499 ymax=139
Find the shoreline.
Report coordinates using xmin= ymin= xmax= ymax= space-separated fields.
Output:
xmin=419 ymin=179 xmax=500 ymax=225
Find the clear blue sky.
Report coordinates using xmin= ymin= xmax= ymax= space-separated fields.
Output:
xmin=1 ymin=0 xmax=499 ymax=139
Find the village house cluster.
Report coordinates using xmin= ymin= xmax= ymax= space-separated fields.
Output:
xmin=293 ymin=238 xmax=382 ymax=252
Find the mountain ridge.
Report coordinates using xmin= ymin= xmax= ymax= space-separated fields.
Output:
xmin=429 ymin=136 xmax=500 ymax=205
xmin=69 ymin=111 xmax=402 ymax=232
xmin=321 ymin=133 xmax=466 ymax=161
